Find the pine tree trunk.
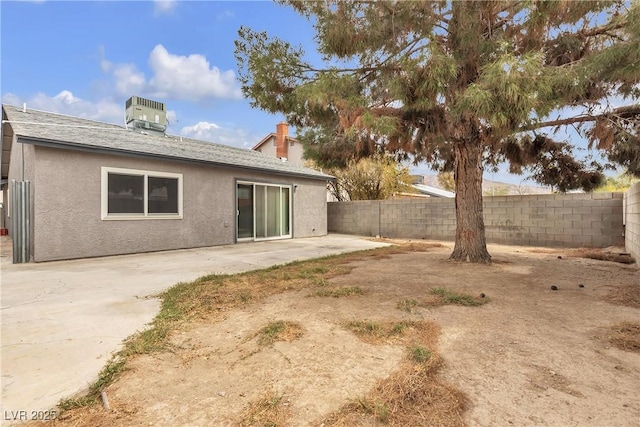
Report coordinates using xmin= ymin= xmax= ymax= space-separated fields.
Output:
xmin=450 ymin=142 xmax=491 ymax=263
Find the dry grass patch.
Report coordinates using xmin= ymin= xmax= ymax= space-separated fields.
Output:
xmin=324 ymin=320 xmax=465 ymax=426
xmin=396 ymin=290 xmax=489 ymax=313
xmin=311 ymin=286 xmax=367 ymax=298
xmin=609 ymin=322 xmax=640 ymax=352
xmin=56 ymin=243 xmax=428 ymax=412
xmin=604 ymin=285 xmax=640 ymax=309
xmin=336 ymin=365 xmax=467 ymax=427
xmin=234 ymin=321 xmax=304 ymax=365
xmin=344 ymin=320 xmax=439 ymax=346
xmin=424 ymin=287 xmax=488 ymax=307
xmin=409 ymin=345 xmax=433 ymax=363
xmin=237 ymin=390 xmax=291 ymax=427
xmin=365 ymin=240 xmax=444 ymax=259
xmin=256 ymin=321 xmax=304 ymax=346
xmin=41 ymin=396 xmax=139 ymax=427
xmin=396 ymin=298 xmax=421 ymax=313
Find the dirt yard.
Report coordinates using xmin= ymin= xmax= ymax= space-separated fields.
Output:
xmin=52 ymin=241 xmax=639 ymax=426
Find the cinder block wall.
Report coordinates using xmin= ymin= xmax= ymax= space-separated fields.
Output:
xmin=328 ymin=192 xmax=625 ymax=248
xmin=625 ymin=182 xmax=640 ymax=260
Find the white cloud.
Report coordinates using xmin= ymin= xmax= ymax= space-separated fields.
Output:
xmin=113 ymin=63 xmax=146 ymax=97
xmin=50 ymin=90 xmax=79 ymax=104
xmin=166 ymin=109 xmax=177 ymax=126
xmin=2 ymin=93 xmax=22 ymax=106
xmin=154 ymin=0 xmax=177 ymax=16
xmin=147 ymin=45 xmax=242 ymax=100
xmin=2 ymin=91 xmax=124 ymax=125
xmin=181 ymin=121 xmax=221 ymax=139
xmin=97 ymin=45 xmax=113 ymax=73
xmin=216 ymin=9 xmax=235 ymax=21
xmin=180 ymin=121 xmax=258 ymax=148
xmin=100 ymin=59 xmax=113 ymax=73
xmin=104 ymin=44 xmax=242 ymax=102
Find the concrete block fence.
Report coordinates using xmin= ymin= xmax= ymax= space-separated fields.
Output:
xmin=328 ymin=192 xmax=626 ymax=249
xmin=625 ymin=182 xmax=640 ymax=261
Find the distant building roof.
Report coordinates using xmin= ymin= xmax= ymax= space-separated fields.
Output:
xmin=412 ymin=184 xmax=455 ymax=198
xmin=252 ymin=133 xmax=277 ymax=151
xmin=252 ymin=134 xmax=298 ymax=151
xmin=252 ymin=122 xmax=300 ymax=151
xmin=1 ymin=104 xmax=332 ymax=181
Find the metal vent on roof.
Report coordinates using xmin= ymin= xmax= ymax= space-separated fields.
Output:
xmin=125 ymin=95 xmax=167 ymax=135
xmin=126 ymin=96 xmax=165 ymax=111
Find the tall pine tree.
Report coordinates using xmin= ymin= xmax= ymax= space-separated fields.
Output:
xmin=235 ymin=0 xmax=640 ymax=262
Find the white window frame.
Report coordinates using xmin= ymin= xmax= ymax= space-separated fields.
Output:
xmin=101 ymin=166 xmax=183 ymax=220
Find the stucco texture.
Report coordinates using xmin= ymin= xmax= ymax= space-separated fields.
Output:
xmin=625 ymin=182 xmax=640 ymax=261
xmin=30 ymin=146 xmax=327 ymax=262
xmin=6 ymin=138 xmax=36 ymax=249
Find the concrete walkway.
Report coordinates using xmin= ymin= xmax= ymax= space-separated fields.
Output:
xmin=0 ymin=235 xmax=388 ymax=421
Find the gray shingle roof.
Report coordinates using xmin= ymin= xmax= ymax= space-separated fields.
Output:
xmin=2 ymin=104 xmax=332 ymax=180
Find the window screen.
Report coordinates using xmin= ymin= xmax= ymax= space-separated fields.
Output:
xmin=148 ymin=177 xmax=179 ymax=214
xmin=107 ymin=173 xmax=144 ymax=214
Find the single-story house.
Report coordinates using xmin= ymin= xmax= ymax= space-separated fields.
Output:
xmin=0 ymin=98 xmax=332 ymax=262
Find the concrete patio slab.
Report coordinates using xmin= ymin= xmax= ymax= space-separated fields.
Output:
xmin=0 ymin=234 xmax=388 ymax=423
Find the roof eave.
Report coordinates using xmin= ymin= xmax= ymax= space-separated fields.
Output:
xmin=18 ymin=135 xmax=333 ymax=181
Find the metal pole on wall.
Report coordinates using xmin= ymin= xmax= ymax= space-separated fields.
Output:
xmin=11 ymin=180 xmax=31 ymax=263
xmin=25 ymin=180 xmax=31 ymax=262
xmin=11 ymin=180 xmax=19 ymax=263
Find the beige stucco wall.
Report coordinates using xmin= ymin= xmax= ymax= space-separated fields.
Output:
xmin=286 ymin=141 xmax=305 ymax=166
xmin=31 ymin=145 xmax=327 ymax=262
xmin=256 ymin=136 xmax=277 ymax=158
xmin=292 ymin=180 xmax=328 ymax=237
xmin=625 ymin=182 xmax=640 ymax=262
xmin=6 ymin=136 xmax=36 ymax=255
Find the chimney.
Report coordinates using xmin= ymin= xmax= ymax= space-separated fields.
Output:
xmin=276 ymin=122 xmax=288 ymax=159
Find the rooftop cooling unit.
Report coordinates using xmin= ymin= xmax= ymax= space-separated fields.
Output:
xmin=125 ymin=96 xmax=167 ymax=134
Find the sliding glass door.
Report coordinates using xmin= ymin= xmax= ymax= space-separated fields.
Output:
xmin=237 ymin=182 xmax=292 ymax=241
xmin=237 ymin=184 xmax=254 ymax=239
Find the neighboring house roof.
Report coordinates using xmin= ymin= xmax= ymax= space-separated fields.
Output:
xmin=1 ymin=104 xmax=332 ymax=181
xmin=252 ymin=133 xmax=276 ymax=151
xmin=252 ymin=133 xmax=299 ymax=152
xmin=412 ymin=184 xmax=455 ymax=198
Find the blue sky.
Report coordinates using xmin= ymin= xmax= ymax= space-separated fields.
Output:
xmin=0 ymin=0 xmax=618 ymax=186
xmin=1 ymin=1 xmax=317 ymax=148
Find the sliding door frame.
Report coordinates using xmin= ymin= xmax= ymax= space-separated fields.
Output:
xmin=236 ymin=180 xmax=293 ymax=242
